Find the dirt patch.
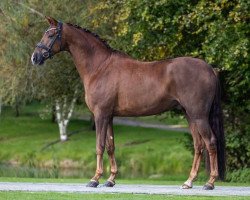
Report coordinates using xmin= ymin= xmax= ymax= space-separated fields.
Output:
xmin=123 ymin=139 xmax=151 ymax=146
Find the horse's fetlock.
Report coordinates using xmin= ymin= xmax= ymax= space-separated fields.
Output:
xmin=210 ymin=172 xmax=218 ymax=178
xmin=189 ymin=172 xmax=198 ymax=180
xmin=111 ymin=169 xmax=118 ymax=175
xmin=96 ymin=169 xmax=103 ymax=176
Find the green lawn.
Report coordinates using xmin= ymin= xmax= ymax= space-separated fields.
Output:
xmin=0 ymin=104 xmax=193 ymax=181
xmin=0 ymin=192 xmax=249 ymax=200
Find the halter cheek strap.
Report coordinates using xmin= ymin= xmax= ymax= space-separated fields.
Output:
xmin=36 ymin=21 xmax=63 ymax=59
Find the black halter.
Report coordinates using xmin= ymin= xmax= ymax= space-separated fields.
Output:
xmin=36 ymin=21 xmax=63 ymax=59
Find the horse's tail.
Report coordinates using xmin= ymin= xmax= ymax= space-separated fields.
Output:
xmin=209 ymin=69 xmax=226 ymax=180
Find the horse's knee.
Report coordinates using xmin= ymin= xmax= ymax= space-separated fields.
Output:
xmin=106 ymin=145 xmax=115 ymax=155
xmin=96 ymin=146 xmax=105 ymax=155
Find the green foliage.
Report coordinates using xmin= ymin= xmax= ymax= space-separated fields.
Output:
xmin=0 ymin=2 xmax=39 ymax=106
xmin=227 ymin=168 xmax=250 ymax=183
xmin=226 ymin=125 xmax=250 ymax=170
xmin=35 ymin=53 xmax=82 ymax=104
xmin=0 ymin=0 xmax=85 ymax=108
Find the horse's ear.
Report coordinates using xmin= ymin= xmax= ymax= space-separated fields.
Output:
xmin=45 ymin=16 xmax=58 ymax=26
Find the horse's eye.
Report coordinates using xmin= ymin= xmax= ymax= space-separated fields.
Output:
xmin=48 ymin=34 xmax=54 ymax=38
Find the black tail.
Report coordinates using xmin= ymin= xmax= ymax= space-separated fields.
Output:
xmin=209 ymin=72 xmax=226 ymax=180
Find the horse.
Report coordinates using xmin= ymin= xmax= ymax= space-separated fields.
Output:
xmin=31 ymin=16 xmax=225 ymax=190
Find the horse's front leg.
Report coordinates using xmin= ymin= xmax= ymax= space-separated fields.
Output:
xmin=86 ymin=114 xmax=109 ymax=187
xmin=104 ymin=119 xmax=117 ymax=187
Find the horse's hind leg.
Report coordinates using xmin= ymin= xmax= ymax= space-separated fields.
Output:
xmin=104 ymin=120 xmax=118 ymax=187
xmin=194 ymin=119 xmax=218 ymax=190
xmin=183 ymin=118 xmax=218 ymax=190
xmin=182 ymin=121 xmax=204 ymax=189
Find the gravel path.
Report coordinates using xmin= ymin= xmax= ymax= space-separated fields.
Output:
xmin=113 ymin=117 xmax=189 ymax=132
xmin=0 ymin=182 xmax=249 ymax=196
xmin=79 ymin=115 xmax=190 ymax=132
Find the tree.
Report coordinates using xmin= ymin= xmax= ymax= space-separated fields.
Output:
xmin=0 ymin=0 xmax=85 ymax=139
xmin=0 ymin=2 xmax=40 ymax=116
xmin=36 ymin=53 xmax=82 ymax=141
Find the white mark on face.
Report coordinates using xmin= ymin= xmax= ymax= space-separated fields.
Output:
xmin=31 ymin=53 xmax=35 ymax=65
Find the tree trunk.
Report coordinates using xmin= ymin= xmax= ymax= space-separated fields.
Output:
xmin=58 ymin=121 xmax=68 ymax=141
xmin=51 ymin=104 xmax=56 ymax=123
xmin=90 ymin=114 xmax=96 ymax=131
xmin=55 ymin=91 xmax=77 ymax=141
xmin=15 ymin=103 xmax=20 ymax=117
xmin=55 ymin=101 xmax=68 ymax=142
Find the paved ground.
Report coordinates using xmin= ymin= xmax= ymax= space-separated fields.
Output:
xmin=0 ymin=182 xmax=249 ymax=196
xmin=113 ymin=117 xmax=190 ymax=132
xmin=80 ymin=115 xmax=190 ymax=132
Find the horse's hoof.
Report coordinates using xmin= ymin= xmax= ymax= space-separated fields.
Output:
xmin=86 ymin=180 xmax=99 ymax=188
xmin=103 ymin=180 xmax=115 ymax=187
xmin=181 ymin=180 xmax=192 ymax=189
xmin=203 ymin=183 xmax=214 ymax=190
xmin=181 ymin=184 xmax=192 ymax=189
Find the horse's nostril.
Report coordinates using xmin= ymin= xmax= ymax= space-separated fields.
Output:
xmin=33 ymin=55 xmax=37 ymax=62
xmin=31 ymin=52 xmax=42 ymax=65
xmin=31 ymin=53 xmax=37 ymax=64
xmin=31 ymin=52 xmax=44 ymax=65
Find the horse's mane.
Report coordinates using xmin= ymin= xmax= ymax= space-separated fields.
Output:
xmin=66 ymin=23 xmax=114 ymax=51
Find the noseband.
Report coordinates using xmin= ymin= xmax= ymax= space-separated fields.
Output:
xmin=36 ymin=21 xmax=63 ymax=59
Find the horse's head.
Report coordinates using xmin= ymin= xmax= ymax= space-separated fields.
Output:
xmin=31 ymin=16 xmax=64 ymax=65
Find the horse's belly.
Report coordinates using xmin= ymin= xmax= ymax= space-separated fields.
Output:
xmin=114 ymin=95 xmax=177 ymax=117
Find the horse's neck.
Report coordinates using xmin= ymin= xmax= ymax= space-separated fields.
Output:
xmin=65 ymin=26 xmax=111 ymax=81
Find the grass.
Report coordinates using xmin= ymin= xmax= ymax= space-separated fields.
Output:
xmin=0 ymin=192 xmax=249 ymax=200
xmin=0 ymin=103 xmax=193 ymax=180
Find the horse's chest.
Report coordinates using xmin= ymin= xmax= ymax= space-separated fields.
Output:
xmin=84 ymin=82 xmax=101 ymax=112
xmin=84 ymin=86 xmax=97 ymax=111
xmin=84 ymin=88 xmax=114 ymax=113
xmin=84 ymin=93 xmax=97 ymax=111
xmin=84 ymin=95 xmax=92 ymax=111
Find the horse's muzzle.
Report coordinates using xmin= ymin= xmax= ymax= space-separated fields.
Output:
xmin=31 ymin=52 xmax=44 ymax=65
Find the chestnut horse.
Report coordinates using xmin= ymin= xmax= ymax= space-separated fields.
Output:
xmin=31 ymin=17 xmax=225 ymax=190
